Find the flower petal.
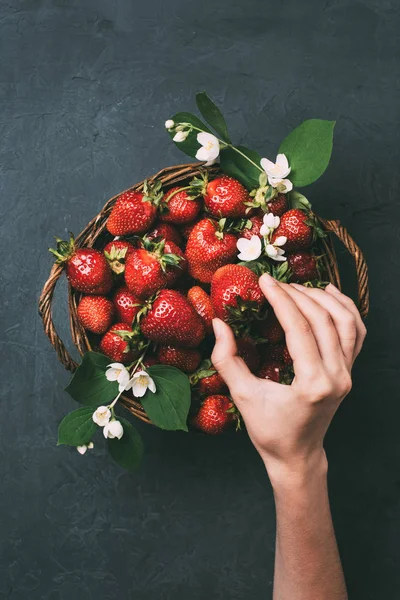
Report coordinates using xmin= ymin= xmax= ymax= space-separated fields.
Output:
xmin=77 ymin=445 xmax=87 ymax=455
xmin=197 ymin=132 xmax=218 ymax=147
xmin=236 ymin=237 xmax=250 ymax=252
xmin=196 ymin=146 xmax=211 ymax=161
xmin=266 ymin=244 xmax=278 ymax=257
xmin=260 ymin=157 xmax=276 ymax=175
xmin=274 ymin=236 xmax=287 ymax=247
xmin=131 ymin=380 xmax=148 ymax=398
xmin=147 ymin=377 xmax=156 ymax=393
xmin=105 ymin=369 xmax=119 ymax=382
xmin=275 ymin=153 xmax=291 ymax=177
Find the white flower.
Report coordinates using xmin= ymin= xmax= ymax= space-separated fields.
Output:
xmin=173 ymin=130 xmax=189 ymax=143
xmin=236 ymin=235 xmax=262 ymax=261
xmin=265 ymin=236 xmax=287 ymax=262
xmin=128 ymin=370 xmax=156 ymax=398
xmin=165 ymin=119 xmax=175 ymax=130
xmin=92 ymin=406 xmax=111 ymax=427
xmin=76 ymin=442 xmax=94 ymax=455
xmin=195 ymin=132 xmax=220 ymax=165
xmin=261 ymin=153 xmax=291 ymax=179
xmin=260 ymin=213 xmax=280 ymax=237
xmin=103 ymin=420 xmax=124 ymax=440
xmin=269 ymin=177 xmax=293 ymax=193
xmin=106 ymin=363 xmax=131 ymax=392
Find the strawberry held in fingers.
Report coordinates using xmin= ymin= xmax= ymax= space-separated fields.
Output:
xmin=99 ymin=323 xmax=141 ymax=364
xmin=160 ymin=187 xmax=202 ymax=224
xmin=140 ymin=289 xmax=206 ymax=348
xmin=106 ymin=180 xmax=163 ymax=236
xmin=49 ymin=234 xmax=113 ymax=294
xmin=271 ymin=209 xmax=313 ymax=252
xmin=104 ymin=239 xmax=136 ymax=274
xmin=192 ymin=395 xmax=235 ymax=434
xmin=185 ymin=218 xmax=237 ymax=283
xmin=157 ymin=345 xmax=202 ymax=373
xmin=204 ymin=175 xmax=250 ymax=218
xmin=187 ymin=286 xmax=215 ymax=334
xmin=211 ymin=264 xmax=265 ymax=322
xmin=77 ymin=296 xmax=115 ymax=335
xmin=287 ymin=251 xmax=318 ymax=283
xmin=113 ymin=286 xmax=141 ymax=325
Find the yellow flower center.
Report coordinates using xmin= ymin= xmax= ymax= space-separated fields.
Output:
xmin=137 ymin=375 xmax=148 ymax=386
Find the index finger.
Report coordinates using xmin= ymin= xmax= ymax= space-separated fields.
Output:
xmin=258 ymin=273 xmax=322 ymax=378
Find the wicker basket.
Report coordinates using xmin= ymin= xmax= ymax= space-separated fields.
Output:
xmin=39 ymin=163 xmax=370 ymax=426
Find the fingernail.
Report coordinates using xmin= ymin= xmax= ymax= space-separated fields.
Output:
xmin=290 ymin=283 xmax=303 ymax=290
xmin=327 ymin=282 xmax=340 ymax=294
xmin=212 ymin=318 xmax=221 ymax=338
xmin=260 ymin=273 xmax=277 ymax=286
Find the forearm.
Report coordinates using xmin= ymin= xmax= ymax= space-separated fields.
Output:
xmin=269 ymin=454 xmax=347 ymax=600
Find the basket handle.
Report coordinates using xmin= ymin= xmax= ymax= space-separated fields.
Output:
xmin=38 ymin=263 xmax=78 ymax=372
xmin=320 ymin=218 xmax=369 ymax=319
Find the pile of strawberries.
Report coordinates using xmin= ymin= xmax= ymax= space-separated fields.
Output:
xmin=51 ymin=172 xmax=321 ymax=435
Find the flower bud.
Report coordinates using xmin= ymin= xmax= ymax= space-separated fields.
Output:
xmin=165 ymin=119 xmax=175 ymax=129
xmin=103 ymin=419 xmax=124 ymax=440
xmin=173 ymin=130 xmax=189 ymax=143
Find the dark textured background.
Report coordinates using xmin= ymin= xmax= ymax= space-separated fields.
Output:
xmin=1 ymin=0 xmax=399 ymax=598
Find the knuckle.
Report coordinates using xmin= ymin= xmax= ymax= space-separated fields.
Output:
xmin=338 ymin=374 xmax=352 ymax=397
xmin=297 ymin=318 xmax=312 ymax=335
xmin=343 ymin=314 xmax=357 ymax=337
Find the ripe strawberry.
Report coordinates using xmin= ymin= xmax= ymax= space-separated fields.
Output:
xmin=260 ymin=343 xmax=286 ymax=364
xmin=140 ymin=289 xmax=205 ymax=348
xmin=211 ymin=264 xmax=265 ymax=321
xmin=287 ymin=251 xmax=318 ymax=283
xmin=198 ymin=372 xmax=228 ymax=396
xmin=104 ymin=240 xmax=136 ymax=274
xmin=160 ymin=187 xmax=202 ymax=224
xmin=257 ymin=361 xmax=284 ymax=383
xmin=237 ymin=338 xmax=260 ymax=372
xmin=106 ymin=180 xmax=163 ymax=236
xmin=142 ymin=355 xmax=158 ymax=368
xmin=99 ymin=323 xmax=140 ymax=364
xmin=77 ymin=296 xmax=115 ymax=334
xmin=148 ymin=223 xmax=182 ymax=247
xmin=272 ymin=209 xmax=312 ymax=252
xmin=240 ymin=213 xmax=264 ymax=240
xmin=157 ymin=345 xmax=202 ymax=373
xmin=49 ymin=234 xmax=113 ymax=294
xmin=185 ymin=218 xmax=237 ymax=283
xmin=204 ymin=176 xmax=250 ymax=218
xmin=267 ymin=193 xmax=288 ymax=216
xmin=124 ymin=239 xmax=185 ymax=299
xmin=180 ymin=221 xmax=197 ymax=240
xmin=192 ymin=395 xmax=235 ymax=434
xmin=259 ymin=310 xmax=284 ymax=344
xmin=187 ymin=286 xmax=215 ymax=334
xmin=113 ymin=286 xmax=140 ymax=325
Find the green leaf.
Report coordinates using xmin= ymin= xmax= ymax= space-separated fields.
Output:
xmin=58 ymin=406 xmax=97 ymax=446
xmin=219 ymin=145 xmax=263 ymax=190
xmin=107 ymin=417 xmax=144 ymax=472
xmin=279 ymin=119 xmax=335 ymax=187
xmin=196 ymin=92 xmax=231 ymax=143
xmin=168 ymin=112 xmax=212 ymax=159
xmin=65 ymin=351 xmax=119 ymax=407
xmin=289 ymin=190 xmax=312 ymax=211
xmin=142 ymin=365 xmax=191 ymax=431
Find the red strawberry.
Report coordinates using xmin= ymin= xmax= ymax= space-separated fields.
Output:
xmin=287 ymin=251 xmax=318 ymax=283
xmin=198 ymin=372 xmax=228 ymax=396
xmin=185 ymin=218 xmax=237 ymax=283
xmin=192 ymin=395 xmax=235 ymax=434
xmin=160 ymin=187 xmax=202 ymax=224
xmin=103 ymin=240 xmax=136 ymax=274
xmin=204 ymin=176 xmax=250 ymax=218
xmin=148 ymin=223 xmax=182 ymax=247
xmin=142 ymin=355 xmax=159 ymax=368
xmin=187 ymin=286 xmax=215 ymax=334
xmin=257 ymin=362 xmax=284 ymax=383
xmin=157 ymin=345 xmax=201 ymax=373
xmin=211 ymin=264 xmax=265 ymax=322
xmin=260 ymin=343 xmax=286 ymax=363
xmin=77 ymin=296 xmax=115 ymax=334
xmin=140 ymin=289 xmax=205 ymax=348
xmin=240 ymin=213 xmax=264 ymax=240
xmin=237 ymin=338 xmax=260 ymax=372
xmin=106 ymin=180 xmax=163 ymax=236
xmin=267 ymin=193 xmax=288 ymax=216
xmin=49 ymin=234 xmax=113 ymax=294
xmin=124 ymin=239 xmax=185 ymax=299
xmin=259 ymin=310 xmax=284 ymax=344
xmin=113 ymin=286 xmax=140 ymax=325
xmin=272 ymin=209 xmax=312 ymax=252
xmin=180 ymin=222 xmax=197 ymax=240
xmin=99 ymin=323 xmax=140 ymax=364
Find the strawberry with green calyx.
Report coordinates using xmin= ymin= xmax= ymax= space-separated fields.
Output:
xmin=287 ymin=251 xmax=319 ymax=283
xmin=113 ymin=286 xmax=141 ymax=325
xmin=104 ymin=240 xmax=136 ymax=275
xmin=187 ymin=286 xmax=215 ymax=334
xmin=77 ymin=296 xmax=115 ymax=335
xmin=204 ymin=175 xmax=252 ymax=218
xmin=106 ymin=179 xmax=163 ymax=236
xmin=271 ymin=208 xmax=325 ymax=252
xmin=192 ymin=395 xmax=236 ymax=434
xmin=239 ymin=213 xmax=264 ymax=240
xmin=160 ymin=180 xmax=203 ymax=224
xmin=246 ymin=171 xmax=278 ymax=212
xmin=99 ymin=323 xmax=144 ymax=364
xmin=185 ymin=218 xmax=238 ymax=283
xmin=198 ymin=372 xmax=228 ymax=396
xmin=259 ymin=310 xmax=285 ymax=344
xmin=49 ymin=233 xmax=113 ymax=294
xmin=211 ymin=264 xmax=265 ymax=324
xmin=147 ymin=223 xmax=183 ymax=247
xmin=157 ymin=345 xmax=202 ymax=373
xmin=124 ymin=236 xmax=186 ymax=299
xmin=139 ymin=289 xmax=206 ymax=348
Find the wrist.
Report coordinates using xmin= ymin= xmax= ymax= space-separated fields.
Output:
xmin=263 ymin=449 xmax=328 ymax=493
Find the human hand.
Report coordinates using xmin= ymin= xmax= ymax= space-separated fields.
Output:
xmin=211 ymin=274 xmax=367 ymax=484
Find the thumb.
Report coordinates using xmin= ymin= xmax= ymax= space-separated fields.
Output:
xmin=211 ymin=318 xmax=256 ymax=402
